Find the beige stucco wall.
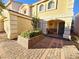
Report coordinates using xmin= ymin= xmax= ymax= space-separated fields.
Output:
xmin=9 ymin=12 xmax=33 ymax=39
xmin=32 ymin=0 xmax=67 ymax=17
xmin=2 ymin=9 xmax=11 ymax=39
xmin=32 ymin=0 xmax=74 ymax=18
xmin=17 ymin=16 xmax=33 ymax=34
xmin=31 ymin=0 xmax=74 ymax=39
xmin=19 ymin=4 xmax=32 ymax=16
xmin=47 ymin=21 xmax=58 ymax=29
xmin=2 ymin=0 xmax=74 ymax=39
xmin=2 ymin=9 xmax=33 ymax=39
xmin=0 ymin=16 xmax=4 ymax=32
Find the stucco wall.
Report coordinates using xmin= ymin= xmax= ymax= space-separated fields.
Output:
xmin=2 ymin=0 xmax=74 ymax=39
xmin=0 ymin=16 xmax=4 ymax=32
xmin=19 ymin=4 xmax=31 ymax=16
xmin=9 ymin=12 xmax=33 ymax=39
xmin=47 ymin=21 xmax=58 ymax=29
xmin=31 ymin=0 xmax=74 ymax=39
xmin=2 ymin=9 xmax=11 ymax=39
xmin=32 ymin=0 xmax=74 ymax=18
xmin=17 ymin=16 xmax=33 ymax=34
xmin=2 ymin=10 xmax=33 ymax=39
xmin=32 ymin=0 xmax=67 ymax=17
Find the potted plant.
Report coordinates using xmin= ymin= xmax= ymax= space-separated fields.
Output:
xmin=17 ymin=29 xmax=44 ymax=49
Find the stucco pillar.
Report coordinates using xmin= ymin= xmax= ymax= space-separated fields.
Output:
xmin=57 ymin=22 xmax=59 ymax=35
xmin=2 ymin=9 xmax=11 ymax=39
xmin=63 ymin=0 xmax=74 ymax=39
xmin=2 ymin=9 xmax=18 ymax=39
xmin=42 ymin=20 xmax=47 ymax=34
xmin=63 ymin=20 xmax=72 ymax=39
xmin=9 ymin=15 xmax=18 ymax=39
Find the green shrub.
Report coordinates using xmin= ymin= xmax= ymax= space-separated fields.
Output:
xmin=30 ymin=30 xmax=42 ymax=38
xmin=71 ymin=35 xmax=79 ymax=42
xmin=20 ymin=29 xmax=42 ymax=38
xmin=20 ymin=31 xmax=30 ymax=38
xmin=71 ymin=36 xmax=77 ymax=41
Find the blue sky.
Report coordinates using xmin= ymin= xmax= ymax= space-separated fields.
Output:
xmin=3 ymin=0 xmax=79 ymax=15
xmin=74 ymin=0 xmax=79 ymax=15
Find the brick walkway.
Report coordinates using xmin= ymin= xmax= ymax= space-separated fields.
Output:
xmin=32 ymin=37 xmax=73 ymax=48
xmin=0 ymin=37 xmax=79 ymax=59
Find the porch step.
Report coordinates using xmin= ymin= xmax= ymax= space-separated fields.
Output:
xmin=0 ymin=33 xmax=8 ymax=42
xmin=63 ymin=35 xmax=71 ymax=40
xmin=45 ymin=34 xmax=63 ymax=39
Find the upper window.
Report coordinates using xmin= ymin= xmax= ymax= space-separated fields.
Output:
xmin=24 ymin=9 xmax=26 ymax=14
xmin=48 ymin=1 xmax=55 ymax=9
xmin=39 ymin=4 xmax=44 ymax=11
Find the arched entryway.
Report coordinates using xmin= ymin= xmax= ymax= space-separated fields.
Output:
xmin=47 ymin=20 xmax=65 ymax=37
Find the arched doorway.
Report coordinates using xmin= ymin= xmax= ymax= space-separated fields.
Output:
xmin=47 ymin=20 xmax=65 ymax=37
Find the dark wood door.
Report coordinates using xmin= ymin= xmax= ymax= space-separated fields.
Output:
xmin=58 ymin=22 xmax=65 ymax=37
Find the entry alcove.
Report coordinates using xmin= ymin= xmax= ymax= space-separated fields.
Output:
xmin=47 ymin=19 xmax=65 ymax=37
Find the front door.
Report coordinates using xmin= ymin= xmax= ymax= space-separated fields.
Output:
xmin=58 ymin=22 xmax=65 ymax=37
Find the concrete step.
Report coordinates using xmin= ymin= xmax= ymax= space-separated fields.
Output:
xmin=63 ymin=34 xmax=71 ymax=39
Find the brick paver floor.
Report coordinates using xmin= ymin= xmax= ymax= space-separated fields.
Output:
xmin=0 ymin=37 xmax=79 ymax=59
xmin=32 ymin=37 xmax=73 ymax=48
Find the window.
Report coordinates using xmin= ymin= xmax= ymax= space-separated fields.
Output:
xmin=48 ymin=1 xmax=55 ymax=9
xmin=24 ymin=9 xmax=26 ymax=14
xmin=39 ymin=4 xmax=44 ymax=11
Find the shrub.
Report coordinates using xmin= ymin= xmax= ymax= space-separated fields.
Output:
xmin=20 ymin=31 xmax=30 ymax=38
xmin=71 ymin=36 xmax=77 ymax=41
xmin=30 ymin=29 xmax=42 ymax=38
xmin=20 ymin=29 xmax=42 ymax=38
xmin=71 ymin=35 xmax=79 ymax=42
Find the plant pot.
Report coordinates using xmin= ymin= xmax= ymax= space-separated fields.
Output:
xmin=17 ymin=35 xmax=45 ymax=49
xmin=17 ymin=35 xmax=29 ymax=49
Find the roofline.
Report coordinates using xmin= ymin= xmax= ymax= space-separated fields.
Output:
xmin=32 ymin=0 xmax=48 ymax=6
xmin=19 ymin=4 xmax=32 ymax=9
xmin=75 ymin=13 xmax=79 ymax=17
xmin=5 ymin=0 xmax=23 ymax=7
xmin=13 ymin=1 xmax=23 ymax=4
xmin=8 ymin=9 xmax=32 ymax=20
xmin=5 ymin=0 xmax=13 ymax=7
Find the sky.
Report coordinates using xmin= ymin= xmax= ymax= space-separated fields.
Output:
xmin=2 ymin=0 xmax=79 ymax=15
xmin=74 ymin=0 xmax=79 ymax=15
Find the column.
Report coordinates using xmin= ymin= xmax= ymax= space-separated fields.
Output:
xmin=9 ymin=15 xmax=18 ymax=39
xmin=42 ymin=20 xmax=47 ymax=34
xmin=63 ymin=20 xmax=72 ymax=39
xmin=57 ymin=22 xmax=59 ymax=35
xmin=63 ymin=0 xmax=74 ymax=40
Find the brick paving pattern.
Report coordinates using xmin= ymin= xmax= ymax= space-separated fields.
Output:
xmin=32 ymin=37 xmax=73 ymax=48
xmin=0 ymin=37 xmax=79 ymax=59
